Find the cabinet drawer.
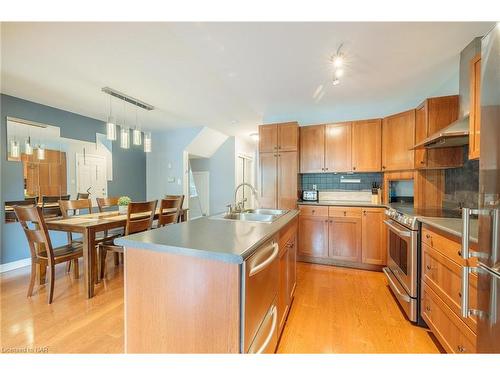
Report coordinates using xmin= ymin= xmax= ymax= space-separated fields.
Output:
xmin=421 ymin=226 xmax=477 ymax=266
xmin=422 ymin=282 xmax=476 ymax=353
xmin=299 ymin=205 xmax=328 ymax=217
xmin=422 ymin=244 xmax=478 ymax=332
xmin=328 ymin=206 xmax=362 ymax=218
xmin=279 ymin=217 xmax=297 ymax=255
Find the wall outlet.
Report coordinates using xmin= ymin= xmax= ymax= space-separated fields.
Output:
xmin=312 ymin=184 xmax=317 ymax=190
xmin=167 ymin=177 xmax=175 ymax=183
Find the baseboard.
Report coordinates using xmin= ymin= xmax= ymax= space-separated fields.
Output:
xmin=0 ymin=257 xmax=31 ymax=273
xmin=297 ymin=255 xmax=384 ymax=272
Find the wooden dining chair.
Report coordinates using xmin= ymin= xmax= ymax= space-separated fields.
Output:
xmin=13 ymin=205 xmax=83 ymax=304
xmin=5 ymin=198 xmax=37 ymax=222
xmin=76 ymin=192 xmax=90 ymax=199
xmin=99 ymin=200 xmax=158 ymax=279
xmin=96 ymin=197 xmax=124 ymax=265
xmin=42 ymin=194 xmax=70 ymax=218
xmin=165 ymin=195 xmax=185 ymax=222
xmin=157 ymin=197 xmax=183 ymax=227
xmin=59 ymin=199 xmax=93 ymax=245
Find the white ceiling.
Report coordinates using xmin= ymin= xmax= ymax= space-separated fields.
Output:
xmin=1 ymin=22 xmax=494 ymax=136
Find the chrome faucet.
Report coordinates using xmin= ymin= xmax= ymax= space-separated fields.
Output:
xmin=231 ymin=182 xmax=259 ymax=213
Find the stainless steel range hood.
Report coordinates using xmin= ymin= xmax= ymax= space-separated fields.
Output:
xmin=413 ymin=37 xmax=481 ymax=150
xmin=413 ymin=115 xmax=470 ymax=149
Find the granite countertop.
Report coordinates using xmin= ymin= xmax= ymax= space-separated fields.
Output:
xmin=297 ymin=200 xmax=387 ymax=208
xmin=418 ymin=216 xmax=479 ymax=244
xmin=114 ymin=209 xmax=299 ymax=264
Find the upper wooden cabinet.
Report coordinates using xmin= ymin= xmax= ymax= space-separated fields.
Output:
xmin=382 ymin=109 xmax=416 ymax=171
xmin=259 ymin=152 xmax=278 ymax=209
xmin=414 ymin=95 xmax=463 ymax=169
xmin=469 ymin=54 xmax=481 ymax=160
xmin=259 ymin=122 xmax=298 ymax=153
xmin=300 ymin=125 xmax=325 ymax=173
xmin=277 ymin=151 xmax=298 ymax=209
xmin=351 ymin=119 xmax=382 ymax=172
xmin=300 ymin=120 xmax=382 ymax=173
xmin=325 ymin=122 xmax=352 ymax=172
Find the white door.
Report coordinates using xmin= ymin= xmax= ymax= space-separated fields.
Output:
xmin=192 ymin=171 xmax=209 ymax=216
xmin=236 ymin=155 xmax=255 ymax=209
xmin=77 ymin=154 xmax=107 ymax=204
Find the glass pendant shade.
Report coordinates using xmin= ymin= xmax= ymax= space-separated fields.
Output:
xmin=37 ymin=146 xmax=45 ymax=160
xmin=143 ymin=132 xmax=152 ymax=153
xmin=132 ymin=128 xmax=142 ymax=146
xmin=106 ymin=117 xmax=117 ymax=140
xmin=24 ymin=138 xmax=33 ymax=155
xmin=120 ymin=127 xmax=130 ymax=149
xmin=10 ymin=139 xmax=20 ymax=158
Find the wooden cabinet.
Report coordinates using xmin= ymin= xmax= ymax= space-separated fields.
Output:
xmin=287 ymin=233 xmax=297 ymax=301
xmin=469 ymin=54 xmax=481 ymax=160
xmin=351 ymin=119 xmax=382 ymax=172
xmin=259 ymin=122 xmax=298 ymax=209
xmin=298 ymin=214 xmax=329 ymax=258
xmin=259 ymin=152 xmax=277 ymax=209
xmin=259 ymin=122 xmax=298 ymax=153
xmin=325 ymin=122 xmax=351 ymax=172
xmin=328 ymin=216 xmax=361 ymax=263
xmin=22 ymin=149 xmax=67 ymax=197
xmin=298 ymin=205 xmax=385 ymax=268
xmin=278 ymin=244 xmax=289 ymax=333
xmin=300 ymin=125 xmax=325 ymax=173
xmin=278 ymin=151 xmax=298 ymax=209
xmin=420 ymin=224 xmax=478 ymax=353
xmin=361 ymin=208 xmax=387 ymax=265
xmin=414 ymin=96 xmax=463 ymax=169
xmin=382 ymin=109 xmax=415 ymax=171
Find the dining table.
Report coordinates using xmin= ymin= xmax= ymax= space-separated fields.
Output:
xmin=45 ymin=207 xmax=188 ymax=298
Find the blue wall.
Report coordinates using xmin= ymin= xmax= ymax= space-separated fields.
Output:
xmin=1 ymin=94 xmax=146 ymax=264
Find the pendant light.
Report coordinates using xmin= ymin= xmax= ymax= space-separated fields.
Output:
xmin=143 ymin=132 xmax=152 ymax=153
xmin=25 ymin=136 xmax=33 ymax=155
xmin=132 ymin=108 xmax=142 ymax=146
xmin=9 ymin=139 xmax=20 ymax=158
xmin=106 ymin=95 xmax=116 ymax=140
xmin=120 ymin=101 xmax=130 ymax=149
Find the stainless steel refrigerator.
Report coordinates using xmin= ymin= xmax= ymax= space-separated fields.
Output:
xmin=476 ymin=23 xmax=500 ymax=353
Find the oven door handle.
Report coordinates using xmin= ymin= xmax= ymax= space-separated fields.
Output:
xmin=383 ymin=267 xmax=411 ymax=303
xmin=384 ymin=220 xmax=412 ymax=238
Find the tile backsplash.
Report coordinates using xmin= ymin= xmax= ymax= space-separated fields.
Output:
xmin=444 ymin=146 xmax=479 ymax=209
xmin=300 ymin=172 xmax=383 ymax=191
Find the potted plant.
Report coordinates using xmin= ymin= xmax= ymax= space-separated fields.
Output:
xmin=118 ymin=196 xmax=131 ymax=214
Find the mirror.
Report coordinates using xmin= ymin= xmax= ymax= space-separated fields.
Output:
xmin=5 ymin=117 xmax=113 ymax=222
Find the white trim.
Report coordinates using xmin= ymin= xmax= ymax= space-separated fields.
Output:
xmin=0 ymin=257 xmax=31 ymax=273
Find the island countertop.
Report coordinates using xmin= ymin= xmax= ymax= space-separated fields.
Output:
xmin=114 ymin=209 xmax=299 ymax=264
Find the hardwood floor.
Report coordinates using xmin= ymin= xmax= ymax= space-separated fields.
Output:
xmin=277 ymin=262 xmax=442 ymax=353
xmin=0 ymin=260 xmax=440 ymax=353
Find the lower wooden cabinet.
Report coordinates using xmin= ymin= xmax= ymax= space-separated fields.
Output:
xmin=420 ymin=224 xmax=478 ymax=353
xmin=298 ymin=205 xmax=386 ymax=269
xmin=278 ymin=245 xmax=289 ymax=333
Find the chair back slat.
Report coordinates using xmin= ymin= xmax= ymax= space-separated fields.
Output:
xmin=59 ymin=199 xmax=92 ymax=217
xmin=158 ymin=197 xmax=182 ymax=227
xmin=76 ymin=192 xmax=90 ymax=199
xmin=96 ymin=197 xmax=119 ymax=212
xmin=165 ymin=195 xmax=185 ymax=209
xmin=126 ymin=201 xmax=157 ymax=235
xmin=42 ymin=195 xmax=70 ymax=206
xmin=13 ymin=206 xmax=54 ymax=261
xmin=6 ymin=197 xmax=37 ymax=207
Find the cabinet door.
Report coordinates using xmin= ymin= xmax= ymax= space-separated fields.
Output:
xmin=278 ymin=246 xmax=289 ymax=334
xmin=287 ymin=234 xmax=297 ymax=301
xmin=361 ymin=208 xmax=386 ymax=265
xmin=259 ymin=124 xmax=278 ymax=153
xmin=300 ymin=125 xmax=325 ymax=173
xmin=351 ymin=119 xmax=381 ymax=172
xmin=325 ymin=122 xmax=351 ymax=172
xmin=298 ymin=215 xmax=328 ymax=258
xmin=469 ymin=54 xmax=481 ymax=160
xmin=259 ymin=152 xmax=277 ymax=209
xmin=414 ymin=103 xmax=427 ymax=169
xmin=382 ymin=109 xmax=415 ymax=171
xmin=328 ymin=217 xmax=361 ymax=263
xmin=278 ymin=122 xmax=298 ymax=152
xmin=277 ymin=151 xmax=298 ymax=209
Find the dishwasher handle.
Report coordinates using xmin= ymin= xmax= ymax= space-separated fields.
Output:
xmin=255 ymin=305 xmax=277 ymax=354
xmin=248 ymin=242 xmax=279 ymax=277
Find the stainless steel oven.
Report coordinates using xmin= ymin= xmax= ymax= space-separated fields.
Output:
xmin=383 ymin=209 xmax=419 ymax=322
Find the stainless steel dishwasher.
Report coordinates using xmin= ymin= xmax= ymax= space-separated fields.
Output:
xmin=242 ymin=237 xmax=279 ymax=353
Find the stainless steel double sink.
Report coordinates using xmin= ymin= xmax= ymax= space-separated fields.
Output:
xmin=210 ymin=208 xmax=288 ymax=223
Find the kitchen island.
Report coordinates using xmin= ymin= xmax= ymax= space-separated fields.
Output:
xmin=115 ymin=210 xmax=299 ymax=353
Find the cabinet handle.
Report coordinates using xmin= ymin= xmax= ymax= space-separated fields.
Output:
xmin=312 ymin=209 xmax=315 ymax=213
xmin=353 ymin=166 xmax=356 ymax=170
xmin=425 ymin=305 xmax=431 ymax=312
xmin=325 ymin=168 xmax=329 ymax=171
xmin=343 ymin=211 xmax=346 ymax=216
xmin=363 ymin=210 xmax=366 ymax=216
xmin=382 ymin=166 xmax=386 ymax=169
xmin=426 ymin=234 xmax=431 ymax=239
xmin=420 ymin=161 xmax=425 ymax=164
xmin=458 ymin=250 xmax=462 ymax=257
xmin=457 ymin=345 xmax=466 ymax=353
xmin=426 ymin=265 xmax=432 ymax=271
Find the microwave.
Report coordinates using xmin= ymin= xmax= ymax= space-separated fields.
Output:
xmin=302 ymin=190 xmax=318 ymax=202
